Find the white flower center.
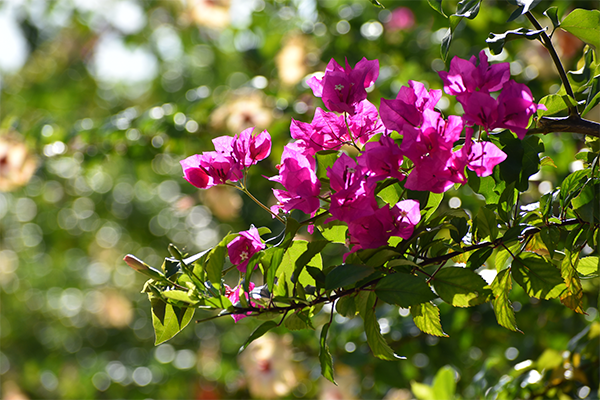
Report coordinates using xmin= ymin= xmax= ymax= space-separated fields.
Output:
xmin=335 ymin=84 xmax=344 ymax=91
xmin=240 ymin=251 xmax=249 ymax=261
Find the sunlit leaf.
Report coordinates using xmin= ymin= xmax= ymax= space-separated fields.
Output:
xmin=151 ymin=298 xmax=195 ymax=345
xmin=319 ymin=322 xmax=337 ymax=384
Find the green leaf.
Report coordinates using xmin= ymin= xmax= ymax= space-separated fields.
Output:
xmin=428 ymin=0 xmax=447 ymax=17
xmin=321 ymin=223 xmax=347 ymax=244
xmin=559 ymin=249 xmax=584 ymax=313
xmin=151 ymin=298 xmax=195 ymax=345
xmin=490 ymin=269 xmax=520 ymax=332
xmin=336 ymin=295 xmax=357 ymax=317
xmin=540 ymin=226 xmax=560 ymax=258
xmin=433 ymin=267 xmax=493 ymax=307
xmin=475 ymin=207 xmax=499 ymax=241
xmin=238 ymin=321 xmax=278 ymax=353
xmin=540 ymin=156 xmax=557 ymax=168
xmin=466 ymin=247 xmax=494 ymax=270
xmin=466 ymin=171 xmax=501 ymax=204
xmin=284 ymin=311 xmax=314 ymax=331
xmin=376 ymin=273 xmax=437 ymax=308
xmin=411 ymin=302 xmax=448 ymax=337
xmin=538 ymin=94 xmax=570 ymax=117
xmin=506 ymin=0 xmax=543 ymax=21
xmin=325 ymin=264 xmax=375 ymax=290
xmin=377 ymin=181 xmax=402 ymax=206
xmin=454 ymin=0 xmax=481 ymax=19
xmin=357 ymin=292 xmax=405 ymax=360
xmin=423 ymin=192 xmax=444 ymax=222
xmin=561 ymin=9 xmax=600 ymax=57
xmin=544 ymin=6 xmax=560 ymax=32
xmin=441 ymin=15 xmax=463 ymax=61
xmin=282 ymin=240 xmax=321 ymax=289
xmin=369 ymin=0 xmax=384 ymax=8
xmin=583 ymin=75 xmax=600 ymax=116
xmin=432 ymin=366 xmax=457 ymax=400
xmin=261 ymin=247 xmax=285 ymax=293
xmin=577 ymin=256 xmax=599 ymax=276
xmin=315 ymin=150 xmax=339 ymax=180
xmin=206 ymin=244 xmax=226 ymax=290
xmin=560 ymin=169 xmax=591 ymax=210
xmin=572 ymin=182 xmax=600 ymax=224
xmin=411 ymin=381 xmax=434 ymax=400
xmin=512 ymin=252 xmax=566 ymax=299
xmin=319 ymin=322 xmax=337 ymax=384
xmin=486 ymin=28 xmax=545 ymax=55
xmin=293 ymin=239 xmax=329 ymax=283
xmin=162 ymin=290 xmax=197 ymax=305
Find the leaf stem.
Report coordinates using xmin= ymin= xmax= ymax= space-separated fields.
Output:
xmin=230 ymin=183 xmax=286 ymax=224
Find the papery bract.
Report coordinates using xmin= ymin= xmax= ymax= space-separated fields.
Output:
xmin=496 ymin=80 xmax=544 ymax=139
xmin=270 ymin=144 xmax=321 ymax=215
xmin=392 ymin=199 xmax=421 ymax=239
xmin=228 ymin=227 xmax=265 ymax=273
xmin=290 ymin=108 xmax=347 ymax=155
xmin=439 ymin=50 xmax=510 ymax=96
xmin=348 ymin=206 xmax=397 ymax=251
xmin=380 ymin=80 xmax=442 ymax=132
xmin=233 ymin=127 xmax=272 ymax=168
xmin=327 ymin=153 xmax=377 ymax=223
xmin=225 ymin=282 xmax=256 ymax=322
xmin=357 ymin=135 xmax=404 ymax=185
xmin=347 ymin=100 xmax=385 ymax=145
xmin=307 ymin=57 xmax=379 ymax=115
xmin=180 ymin=154 xmax=213 ymax=189
xmin=465 ymin=141 xmax=507 ymax=177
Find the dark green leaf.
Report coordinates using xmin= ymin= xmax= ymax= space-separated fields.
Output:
xmin=540 ymin=226 xmax=560 ymax=258
xmin=239 ymin=321 xmax=278 ymax=353
xmin=475 ymin=207 xmax=498 ymax=241
xmin=560 ymin=169 xmax=591 ymax=210
xmin=335 ymin=295 xmax=357 ymax=317
xmin=369 ymin=0 xmax=384 ymax=8
xmin=261 ymin=247 xmax=285 ymax=293
xmin=433 ymin=267 xmax=493 ymax=307
xmin=512 ymin=252 xmax=566 ymax=299
xmin=490 ymin=269 xmax=521 ymax=332
xmin=151 ymin=298 xmax=195 ymax=345
xmin=572 ymin=182 xmax=600 ymax=223
xmin=544 ymin=6 xmax=560 ymax=32
xmin=561 ymin=9 xmax=600 ymax=57
xmin=428 ymin=0 xmax=447 ymax=17
xmin=454 ymin=0 xmax=481 ymax=19
xmin=467 ymin=171 xmax=501 ymax=204
xmin=583 ymin=75 xmax=600 ymax=116
xmin=466 ymin=247 xmax=494 ymax=270
xmin=319 ymin=322 xmax=337 ymax=384
xmin=375 ymin=273 xmax=437 ymax=308
xmin=449 ymin=217 xmax=469 ymax=244
xmin=325 ymin=264 xmax=375 ymax=290
xmin=486 ymin=28 xmax=545 ymax=55
xmin=506 ymin=0 xmax=543 ymax=21
xmin=206 ymin=244 xmax=226 ymax=290
xmin=357 ymin=292 xmax=404 ymax=360
xmin=410 ymin=302 xmax=448 ymax=337
xmin=284 ymin=311 xmax=314 ymax=331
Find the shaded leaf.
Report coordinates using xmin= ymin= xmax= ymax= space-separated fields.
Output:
xmin=512 ymin=252 xmax=566 ymax=299
xmin=466 ymin=247 xmax=494 ymax=270
xmin=325 ymin=264 xmax=375 ymax=290
xmin=319 ymin=322 xmax=337 ymax=384
xmin=239 ymin=320 xmax=278 ymax=353
xmin=357 ymin=292 xmax=405 ymax=360
xmin=486 ymin=28 xmax=545 ymax=55
xmin=375 ymin=273 xmax=437 ymax=308
xmin=544 ymin=6 xmax=560 ymax=32
xmin=433 ymin=267 xmax=493 ymax=307
xmin=428 ymin=0 xmax=447 ymax=17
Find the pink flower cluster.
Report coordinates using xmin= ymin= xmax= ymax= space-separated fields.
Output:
xmin=180 ymin=127 xmax=271 ymax=189
xmin=180 ymin=53 xmax=543 ymax=265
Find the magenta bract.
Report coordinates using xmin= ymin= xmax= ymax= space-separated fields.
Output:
xmin=228 ymin=227 xmax=265 ymax=273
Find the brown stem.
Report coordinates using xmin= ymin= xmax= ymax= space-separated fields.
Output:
xmin=528 ymin=116 xmax=600 ymax=138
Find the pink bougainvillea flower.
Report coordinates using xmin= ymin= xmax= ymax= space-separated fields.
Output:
xmin=439 ymin=50 xmax=510 ymax=96
xmin=386 ymin=7 xmax=415 ymax=31
xmin=225 ymin=282 xmax=256 ymax=322
xmin=403 ymin=147 xmax=467 ymax=193
xmin=326 ymin=153 xmax=378 ymax=223
xmin=391 ymin=199 xmax=421 ymax=239
xmin=380 ymin=80 xmax=442 ymax=133
xmin=460 ymin=91 xmax=500 ymax=132
xmin=233 ymin=127 xmax=272 ymax=168
xmin=228 ymin=227 xmax=265 ymax=273
xmin=465 ymin=141 xmax=507 ymax=177
xmin=347 ymin=100 xmax=385 ymax=145
xmin=357 ymin=135 xmax=405 ymax=185
xmin=180 ymin=151 xmax=242 ymax=189
xmin=290 ymin=108 xmax=348 ymax=155
xmin=401 ymin=110 xmax=463 ymax=161
xmin=270 ymin=144 xmax=321 ymax=215
xmin=496 ymin=80 xmax=544 ymax=139
xmin=348 ymin=206 xmax=397 ymax=251
xmin=307 ymin=57 xmax=379 ymax=115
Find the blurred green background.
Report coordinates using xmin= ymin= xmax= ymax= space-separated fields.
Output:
xmin=0 ymin=0 xmax=598 ymax=399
